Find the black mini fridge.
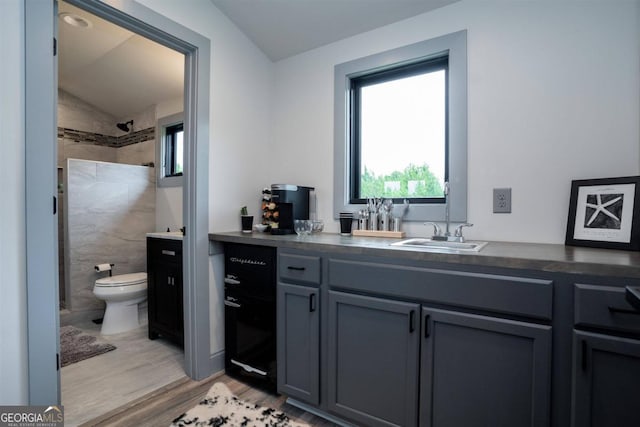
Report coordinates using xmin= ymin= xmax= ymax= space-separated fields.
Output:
xmin=224 ymin=243 xmax=277 ymax=390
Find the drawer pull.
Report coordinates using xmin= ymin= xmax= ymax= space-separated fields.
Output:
xmin=230 ymin=359 xmax=267 ymax=376
xmin=409 ymin=310 xmax=415 ymax=333
xmin=424 ymin=315 xmax=431 ymax=338
xmin=162 ymin=250 xmax=176 ymax=256
xmin=608 ymin=307 xmax=640 ymax=316
xmin=287 ymin=266 xmax=306 ymax=271
xmin=581 ymin=339 xmax=588 ymax=371
xmin=625 ymin=286 xmax=640 ymax=311
xmin=224 ymin=275 xmax=240 ymax=285
xmin=309 ymin=293 xmax=316 ymax=312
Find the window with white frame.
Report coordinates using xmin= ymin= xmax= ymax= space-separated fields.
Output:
xmin=334 ymin=31 xmax=467 ymax=222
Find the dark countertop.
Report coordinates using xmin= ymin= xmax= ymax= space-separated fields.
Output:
xmin=209 ymin=231 xmax=640 ymax=278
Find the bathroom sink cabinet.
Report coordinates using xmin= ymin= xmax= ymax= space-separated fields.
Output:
xmin=147 ymin=237 xmax=183 ymax=347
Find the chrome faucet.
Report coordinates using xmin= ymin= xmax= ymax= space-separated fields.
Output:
xmin=424 ymin=181 xmax=473 ymax=242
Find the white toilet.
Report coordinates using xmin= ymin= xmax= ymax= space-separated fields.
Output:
xmin=93 ymin=272 xmax=147 ymax=335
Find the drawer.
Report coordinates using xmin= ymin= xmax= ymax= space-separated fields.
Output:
xmin=279 ymin=253 xmax=321 ymax=285
xmin=329 ymin=258 xmax=553 ymax=321
xmin=575 ymin=283 xmax=640 ymax=335
xmin=147 ymin=238 xmax=182 ymax=263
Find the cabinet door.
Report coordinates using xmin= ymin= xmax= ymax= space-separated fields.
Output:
xmin=328 ymin=291 xmax=420 ymax=427
xmin=148 ymin=261 xmax=183 ymax=344
xmin=420 ymin=307 xmax=551 ymax=427
xmin=572 ymin=330 xmax=640 ymax=427
xmin=277 ymin=282 xmax=320 ymax=405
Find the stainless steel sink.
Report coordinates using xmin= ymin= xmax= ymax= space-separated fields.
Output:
xmin=390 ymin=238 xmax=488 ymax=252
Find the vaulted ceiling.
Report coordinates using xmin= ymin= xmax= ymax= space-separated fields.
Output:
xmin=210 ymin=0 xmax=460 ymax=61
xmin=58 ymin=0 xmax=458 ymax=118
xmin=57 ymin=1 xmax=184 ymax=118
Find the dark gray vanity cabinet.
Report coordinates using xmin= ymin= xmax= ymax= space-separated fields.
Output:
xmin=277 ymin=252 xmax=322 ymax=405
xmin=572 ymin=283 xmax=640 ymax=427
xmin=420 ymin=307 xmax=552 ymax=427
xmin=211 ymin=233 xmax=640 ymax=427
xmin=325 ymin=256 xmax=553 ymax=427
xmin=327 ymin=291 xmax=420 ymax=427
xmin=277 ymin=282 xmax=320 ymax=405
xmin=147 ymin=237 xmax=183 ymax=347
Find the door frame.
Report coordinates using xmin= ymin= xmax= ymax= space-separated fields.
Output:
xmin=25 ymin=0 xmax=212 ymax=404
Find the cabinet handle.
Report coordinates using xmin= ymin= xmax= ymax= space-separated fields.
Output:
xmin=162 ymin=250 xmax=176 ymax=256
xmin=287 ymin=266 xmax=306 ymax=271
xmin=581 ymin=339 xmax=588 ymax=372
xmin=224 ymin=275 xmax=240 ymax=285
xmin=424 ymin=315 xmax=431 ymax=338
xmin=409 ymin=310 xmax=415 ymax=333
xmin=608 ymin=306 xmax=640 ymax=316
xmin=309 ymin=293 xmax=316 ymax=312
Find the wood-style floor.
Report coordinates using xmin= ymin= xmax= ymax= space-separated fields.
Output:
xmin=82 ymin=373 xmax=337 ymax=427
xmin=61 ymin=316 xmax=185 ymax=426
xmin=62 ymin=315 xmax=335 ymax=426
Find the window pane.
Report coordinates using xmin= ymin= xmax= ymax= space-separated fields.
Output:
xmin=175 ymin=130 xmax=183 ymax=174
xmin=164 ymin=124 xmax=183 ymax=177
xmin=359 ymin=69 xmax=445 ymax=199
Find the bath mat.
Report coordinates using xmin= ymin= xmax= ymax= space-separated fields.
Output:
xmin=170 ymin=382 xmax=309 ymax=427
xmin=60 ymin=325 xmax=116 ymax=367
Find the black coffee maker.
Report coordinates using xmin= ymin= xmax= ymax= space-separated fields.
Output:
xmin=270 ymin=184 xmax=315 ymax=234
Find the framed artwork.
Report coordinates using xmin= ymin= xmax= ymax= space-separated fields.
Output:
xmin=565 ymin=176 xmax=640 ymax=251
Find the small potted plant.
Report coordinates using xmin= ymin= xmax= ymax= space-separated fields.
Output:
xmin=240 ymin=206 xmax=253 ymax=233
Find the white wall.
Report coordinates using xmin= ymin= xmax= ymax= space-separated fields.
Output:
xmin=136 ymin=0 xmax=274 ymax=230
xmin=134 ymin=0 xmax=274 ymax=355
xmin=271 ymin=0 xmax=640 ymax=243
xmin=0 ymin=0 xmax=28 ymax=405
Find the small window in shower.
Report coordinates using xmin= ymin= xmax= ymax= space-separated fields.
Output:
xmin=165 ymin=122 xmax=184 ymax=177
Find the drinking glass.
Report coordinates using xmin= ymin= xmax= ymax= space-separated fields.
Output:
xmin=294 ymin=219 xmax=306 ymax=236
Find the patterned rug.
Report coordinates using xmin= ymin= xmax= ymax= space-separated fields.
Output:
xmin=171 ymin=383 xmax=309 ymax=427
xmin=60 ymin=325 xmax=116 ymax=367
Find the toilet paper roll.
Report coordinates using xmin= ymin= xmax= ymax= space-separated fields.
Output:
xmin=95 ymin=263 xmax=112 ymax=272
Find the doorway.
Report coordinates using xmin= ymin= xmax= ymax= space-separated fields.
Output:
xmin=25 ymin=0 xmax=212 ymax=405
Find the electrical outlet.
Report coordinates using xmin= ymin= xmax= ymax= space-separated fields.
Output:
xmin=493 ymin=188 xmax=512 ymax=213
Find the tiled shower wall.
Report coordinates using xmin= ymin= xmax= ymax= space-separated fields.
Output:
xmin=65 ymin=159 xmax=155 ymax=312
xmin=57 ymin=90 xmax=156 ymax=167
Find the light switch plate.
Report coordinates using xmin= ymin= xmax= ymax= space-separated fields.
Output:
xmin=493 ymin=188 xmax=511 ymax=213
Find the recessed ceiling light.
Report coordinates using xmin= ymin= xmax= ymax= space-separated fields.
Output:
xmin=59 ymin=12 xmax=92 ymax=29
